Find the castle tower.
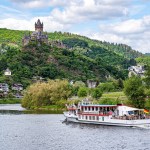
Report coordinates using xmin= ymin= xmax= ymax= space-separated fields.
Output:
xmin=35 ymin=19 xmax=43 ymax=32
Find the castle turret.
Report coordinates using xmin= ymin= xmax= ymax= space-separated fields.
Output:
xmin=35 ymin=19 xmax=43 ymax=32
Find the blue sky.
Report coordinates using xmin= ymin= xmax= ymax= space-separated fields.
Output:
xmin=0 ymin=0 xmax=150 ymax=53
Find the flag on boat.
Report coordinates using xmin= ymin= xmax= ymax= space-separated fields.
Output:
xmin=144 ymin=109 xmax=149 ymax=114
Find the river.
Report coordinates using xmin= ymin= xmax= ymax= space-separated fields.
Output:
xmin=1 ymin=104 xmax=150 ymax=150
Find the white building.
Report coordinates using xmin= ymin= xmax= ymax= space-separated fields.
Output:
xmin=87 ymin=80 xmax=98 ymax=88
xmin=0 ymin=83 xmax=9 ymax=92
xmin=4 ymin=68 xmax=11 ymax=76
xmin=12 ymin=84 xmax=23 ymax=91
xmin=128 ymin=65 xmax=145 ymax=77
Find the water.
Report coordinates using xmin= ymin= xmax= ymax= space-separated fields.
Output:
xmin=1 ymin=104 xmax=150 ymax=150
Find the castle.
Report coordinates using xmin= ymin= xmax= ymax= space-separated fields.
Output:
xmin=22 ymin=19 xmax=48 ymax=46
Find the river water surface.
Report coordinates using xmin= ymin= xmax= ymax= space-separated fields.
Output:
xmin=1 ymin=104 xmax=150 ymax=150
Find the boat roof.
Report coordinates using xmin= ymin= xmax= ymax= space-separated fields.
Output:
xmin=118 ymin=105 xmax=144 ymax=111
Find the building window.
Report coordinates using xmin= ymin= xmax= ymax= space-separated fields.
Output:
xmin=86 ymin=116 xmax=88 ymax=120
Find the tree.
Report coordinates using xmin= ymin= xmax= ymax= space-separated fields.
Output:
xmin=98 ymin=82 xmax=116 ymax=92
xmin=91 ymin=88 xmax=102 ymax=99
xmin=77 ymin=87 xmax=88 ymax=97
xmin=124 ymin=76 xmax=145 ymax=108
xmin=144 ymin=66 xmax=150 ymax=88
xmin=22 ymin=80 xmax=71 ymax=109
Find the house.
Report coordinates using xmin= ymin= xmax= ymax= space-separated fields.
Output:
xmin=12 ymin=84 xmax=23 ymax=91
xmin=0 ymin=83 xmax=9 ymax=92
xmin=4 ymin=68 xmax=11 ymax=76
xmin=87 ymin=80 xmax=98 ymax=88
xmin=128 ymin=65 xmax=145 ymax=77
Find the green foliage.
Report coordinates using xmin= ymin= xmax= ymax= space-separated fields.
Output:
xmin=98 ymin=82 xmax=117 ymax=92
xmin=145 ymin=99 xmax=150 ymax=109
xmin=0 ymin=29 xmax=143 ymax=86
xmin=77 ymin=87 xmax=88 ymax=97
xmin=91 ymin=88 xmax=102 ymax=99
xmin=0 ymin=99 xmax=21 ymax=104
xmin=124 ymin=76 xmax=145 ymax=108
xmin=98 ymin=98 xmax=122 ymax=105
xmin=136 ymin=56 xmax=150 ymax=66
xmin=144 ymin=66 xmax=150 ymax=88
xmin=22 ymin=80 xmax=71 ymax=109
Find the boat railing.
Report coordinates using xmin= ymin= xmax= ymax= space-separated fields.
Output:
xmin=112 ymin=115 xmax=150 ymax=120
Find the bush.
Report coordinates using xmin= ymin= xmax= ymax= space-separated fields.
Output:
xmin=98 ymin=98 xmax=122 ymax=105
xmin=22 ymin=80 xmax=71 ymax=109
xmin=77 ymin=87 xmax=88 ymax=97
xmin=98 ymin=82 xmax=116 ymax=92
xmin=91 ymin=88 xmax=102 ymax=99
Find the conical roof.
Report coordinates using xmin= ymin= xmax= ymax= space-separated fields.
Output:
xmin=36 ymin=19 xmax=42 ymax=25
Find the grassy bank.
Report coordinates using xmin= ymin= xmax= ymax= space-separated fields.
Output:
xmin=23 ymin=104 xmax=66 ymax=112
xmin=0 ymin=99 xmax=22 ymax=104
xmin=99 ymin=91 xmax=129 ymax=105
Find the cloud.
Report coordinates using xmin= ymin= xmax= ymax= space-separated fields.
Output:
xmin=50 ymin=0 xmax=130 ymax=25
xmin=9 ymin=0 xmax=70 ymax=8
xmin=84 ymin=16 xmax=150 ymax=53
xmin=0 ymin=17 xmax=70 ymax=32
xmin=100 ymin=16 xmax=150 ymax=35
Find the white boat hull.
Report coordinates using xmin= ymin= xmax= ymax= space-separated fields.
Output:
xmin=64 ymin=112 xmax=150 ymax=127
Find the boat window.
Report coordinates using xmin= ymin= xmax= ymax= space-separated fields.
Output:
xmin=89 ymin=116 xmax=91 ymax=120
xmin=96 ymin=107 xmax=98 ymax=111
xmin=97 ymin=116 xmax=99 ymax=120
xmin=92 ymin=107 xmax=94 ymax=111
xmin=93 ymin=116 xmax=95 ymax=120
xmin=86 ymin=116 xmax=88 ymax=120
xmin=85 ymin=107 xmax=87 ymax=111
xmin=102 ymin=117 xmax=104 ymax=121
xmin=107 ymin=107 xmax=109 ymax=111
xmin=88 ymin=107 xmax=90 ymax=111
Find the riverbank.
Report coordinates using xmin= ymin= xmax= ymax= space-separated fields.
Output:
xmin=0 ymin=99 xmax=21 ymax=104
xmin=25 ymin=105 xmax=66 ymax=112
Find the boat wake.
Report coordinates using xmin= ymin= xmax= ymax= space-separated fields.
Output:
xmin=134 ymin=124 xmax=150 ymax=129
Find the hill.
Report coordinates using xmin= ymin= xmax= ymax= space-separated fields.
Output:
xmin=136 ymin=56 xmax=150 ymax=66
xmin=0 ymin=28 xmax=143 ymax=87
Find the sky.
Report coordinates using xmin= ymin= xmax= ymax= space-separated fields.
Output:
xmin=0 ymin=0 xmax=150 ymax=54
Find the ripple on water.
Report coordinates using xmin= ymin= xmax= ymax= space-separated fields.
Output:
xmin=1 ymin=104 xmax=150 ymax=150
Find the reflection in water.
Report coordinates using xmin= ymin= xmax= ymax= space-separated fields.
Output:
xmin=1 ymin=104 xmax=150 ymax=150
xmin=0 ymin=110 xmax=24 ymax=114
xmin=0 ymin=104 xmax=63 ymax=114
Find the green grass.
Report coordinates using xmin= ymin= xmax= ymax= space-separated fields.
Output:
xmin=101 ymin=91 xmax=127 ymax=100
xmin=0 ymin=98 xmax=22 ymax=104
xmin=99 ymin=91 xmax=129 ymax=105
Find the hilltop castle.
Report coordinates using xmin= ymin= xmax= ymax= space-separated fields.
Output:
xmin=22 ymin=19 xmax=48 ymax=46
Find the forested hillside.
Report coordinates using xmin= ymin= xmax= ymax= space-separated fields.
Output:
xmin=0 ymin=28 xmax=143 ymax=87
xmin=136 ymin=56 xmax=150 ymax=66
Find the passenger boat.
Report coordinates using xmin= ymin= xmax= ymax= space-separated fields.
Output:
xmin=63 ymin=99 xmax=150 ymax=127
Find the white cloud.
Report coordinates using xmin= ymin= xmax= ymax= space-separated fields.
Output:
xmin=50 ymin=0 xmax=130 ymax=24
xmin=84 ymin=16 xmax=150 ymax=53
xmin=0 ymin=17 xmax=70 ymax=32
xmin=10 ymin=0 xmax=71 ymax=8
